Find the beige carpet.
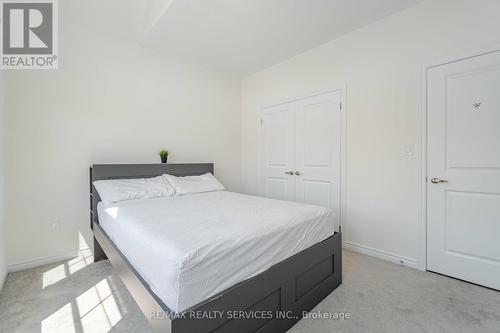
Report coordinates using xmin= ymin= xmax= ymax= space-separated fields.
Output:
xmin=1 ymin=249 xmax=499 ymax=333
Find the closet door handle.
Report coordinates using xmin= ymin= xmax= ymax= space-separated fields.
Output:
xmin=295 ymin=171 xmax=302 ymax=176
xmin=430 ymin=177 xmax=448 ymax=184
xmin=285 ymin=171 xmax=294 ymax=175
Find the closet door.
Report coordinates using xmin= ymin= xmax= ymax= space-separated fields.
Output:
xmin=261 ymin=102 xmax=296 ymax=201
xmin=294 ymin=91 xmax=342 ymax=227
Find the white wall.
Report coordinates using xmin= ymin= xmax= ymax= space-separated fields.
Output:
xmin=4 ymin=19 xmax=241 ymax=267
xmin=241 ymin=0 xmax=500 ymax=268
xmin=0 ymin=72 xmax=6 ymax=288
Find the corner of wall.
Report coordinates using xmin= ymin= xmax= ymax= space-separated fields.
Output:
xmin=0 ymin=71 xmax=7 ymax=292
xmin=0 ymin=269 xmax=6 ymax=293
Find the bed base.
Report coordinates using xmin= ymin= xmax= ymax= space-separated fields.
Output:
xmin=90 ymin=164 xmax=342 ymax=333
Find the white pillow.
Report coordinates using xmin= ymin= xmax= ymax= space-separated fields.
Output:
xmin=163 ymin=173 xmax=225 ymax=195
xmin=93 ymin=175 xmax=175 ymax=203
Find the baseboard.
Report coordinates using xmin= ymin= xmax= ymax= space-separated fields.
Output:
xmin=8 ymin=250 xmax=79 ymax=272
xmin=344 ymin=241 xmax=418 ymax=269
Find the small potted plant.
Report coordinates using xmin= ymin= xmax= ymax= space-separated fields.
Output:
xmin=159 ymin=149 xmax=169 ymax=164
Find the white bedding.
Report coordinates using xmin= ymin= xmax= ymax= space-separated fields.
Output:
xmin=97 ymin=191 xmax=335 ymax=313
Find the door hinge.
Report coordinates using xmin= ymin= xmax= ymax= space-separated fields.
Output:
xmin=340 ymin=102 xmax=342 ymax=110
xmin=260 ymin=118 xmax=263 ymax=125
xmin=339 ymin=225 xmax=342 ymax=233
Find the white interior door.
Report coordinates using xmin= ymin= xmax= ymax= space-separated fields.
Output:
xmin=295 ymin=91 xmax=342 ymax=229
xmin=261 ymin=102 xmax=295 ymax=201
xmin=427 ymin=50 xmax=500 ymax=290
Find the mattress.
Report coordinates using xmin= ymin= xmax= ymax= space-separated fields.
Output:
xmin=97 ymin=190 xmax=335 ymax=313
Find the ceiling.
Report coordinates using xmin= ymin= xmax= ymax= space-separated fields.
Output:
xmin=65 ymin=0 xmax=423 ymax=76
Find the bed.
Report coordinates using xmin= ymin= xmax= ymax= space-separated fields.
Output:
xmin=90 ymin=163 xmax=342 ymax=333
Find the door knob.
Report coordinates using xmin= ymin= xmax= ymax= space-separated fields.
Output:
xmin=430 ymin=177 xmax=448 ymax=184
xmin=285 ymin=171 xmax=294 ymax=175
xmin=295 ymin=171 xmax=302 ymax=176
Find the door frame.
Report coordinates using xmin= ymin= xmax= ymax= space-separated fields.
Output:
xmin=258 ymin=86 xmax=347 ymax=232
xmin=418 ymin=46 xmax=500 ymax=271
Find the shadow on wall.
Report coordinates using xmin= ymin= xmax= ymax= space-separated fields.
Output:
xmin=0 ymin=248 xmax=152 ymax=333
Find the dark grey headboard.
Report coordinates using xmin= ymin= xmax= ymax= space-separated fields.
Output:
xmin=89 ymin=163 xmax=214 ymax=228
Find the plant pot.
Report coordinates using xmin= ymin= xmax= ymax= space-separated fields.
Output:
xmin=161 ymin=156 xmax=168 ymax=164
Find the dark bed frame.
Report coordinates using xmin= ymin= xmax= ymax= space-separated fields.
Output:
xmin=90 ymin=163 xmax=342 ymax=333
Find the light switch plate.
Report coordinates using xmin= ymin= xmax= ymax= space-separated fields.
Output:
xmin=402 ymin=144 xmax=414 ymax=157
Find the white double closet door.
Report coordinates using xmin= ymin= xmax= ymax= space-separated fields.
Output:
xmin=261 ymin=91 xmax=342 ymax=230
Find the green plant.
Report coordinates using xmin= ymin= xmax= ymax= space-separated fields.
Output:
xmin=159 ymin=149 xmax=169 ymax=158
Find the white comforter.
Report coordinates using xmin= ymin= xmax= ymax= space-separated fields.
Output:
xmin=98 ymin=191 xmax=335 ymax=313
